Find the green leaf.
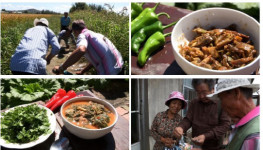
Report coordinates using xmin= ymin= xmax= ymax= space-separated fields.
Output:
xmin=2 ymin=79 xmax=61 ymax=105
xmin=233 ymin=3 xmax=259 ymax=9
xmin=0 ymin=104 xmax=51 ymax=143
xmin=10 ymin=87 xmax=21 ymax=98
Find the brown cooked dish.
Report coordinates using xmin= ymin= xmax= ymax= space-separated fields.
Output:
xmin=63 ymin=101 xmax=115 ymax=129
xmin=179 ymin=25 xmax=257 ymax=70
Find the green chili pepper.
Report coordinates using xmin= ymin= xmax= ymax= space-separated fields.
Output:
xmin=131 ymin=3 xmax=144 ymax=21
xmin=131 ymin=20 xmax=178 ymax=54
xmin=131 ymin=3 xmax=170 ymax=36
xmin=138 ymin=31 xmax=172 ymax=66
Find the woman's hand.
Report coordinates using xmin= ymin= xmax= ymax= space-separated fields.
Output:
xmin=161 ymin=137 xmax=174 ymax=148
xmin=165 ymin=138 xmax=174 ymax=148
xmin=174 ymin=127 xmax=184 ymax=139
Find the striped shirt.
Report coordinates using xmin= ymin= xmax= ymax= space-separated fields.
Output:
xmin=76 ymin=29 xmax=123 ymax=75
xmin=229 ymin=106 xmax=260 ymax=150
xmin=10 ymin=26 xmax=60 ymax=75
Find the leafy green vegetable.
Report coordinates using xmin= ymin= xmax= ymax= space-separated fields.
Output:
xmin=1 ymin=104 xmax=51 ymax=143
xmin=174 ymin=2 xmax=259 ymax=22
xmin=1 ymin=79 xmax=61 ymax=109
xmin=57 ymin=78 xmax=110 ymax=92
xmin=1 ymin=79 xmax=125 ymax=109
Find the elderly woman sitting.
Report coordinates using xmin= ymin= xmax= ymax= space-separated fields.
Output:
xmin=151 ymin=91 xmax=187 ymax=150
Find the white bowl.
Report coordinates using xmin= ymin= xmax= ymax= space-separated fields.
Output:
xmin=171 ymin=8 xmax=260 ymax=75
xmin=60 ymin=96 xmax=118 ymax=139
xmin=0 ymin=104 xmax=56 ymax=149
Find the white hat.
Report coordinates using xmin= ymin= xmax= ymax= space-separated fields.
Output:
xmin=34 ymin=18 xmax=49 ymax=27
xmin=207 ymin=79 xmax=259 ymax=100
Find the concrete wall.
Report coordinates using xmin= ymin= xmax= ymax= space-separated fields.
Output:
xmin=147 ymin=79 xmax=183 ymax=149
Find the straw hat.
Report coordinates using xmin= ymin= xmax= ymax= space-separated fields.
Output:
xmin=207 ymin=79 xmax=259 ymax=100
xmin=34 ymin=18 xmax=49 ymax=27
xmin=165 ymin=91 xmax=187 ymax=109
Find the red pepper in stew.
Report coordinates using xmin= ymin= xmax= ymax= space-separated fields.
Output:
xmin=45 ymin=89 xmax=66 ymax=108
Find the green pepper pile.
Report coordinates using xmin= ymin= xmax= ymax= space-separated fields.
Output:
xmin=131 ymin=3 xmax=178 ymax=66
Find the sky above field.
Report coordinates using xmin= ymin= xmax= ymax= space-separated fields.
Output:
xmin=1 ymin=2 xmax=129 ymax=14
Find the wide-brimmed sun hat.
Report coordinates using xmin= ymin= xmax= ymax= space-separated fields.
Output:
xmin=34 ymin=18 xmax=49 ymax=27
xmin=207 ymin=79 xmax=259 ymax=100
xmin=165 ymin=91 xmax=187 ymax=109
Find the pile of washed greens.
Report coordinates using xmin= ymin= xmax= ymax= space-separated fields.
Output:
xmin=1 ymin=104 xmax=51 ymax=143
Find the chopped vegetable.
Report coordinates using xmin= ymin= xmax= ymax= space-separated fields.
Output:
xmin=180 ymin=25 xmax=257 ymax=70
xmin=1 ymin=104 xmax=51 ymax=144
xmin=63 ymin=101 xmax=113 ymax=129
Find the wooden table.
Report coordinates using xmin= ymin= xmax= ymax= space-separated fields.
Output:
xmin=1 ymin=90 xmax=129 ymax=150
xmin=131 ymin=3 xmax=192 ymax=75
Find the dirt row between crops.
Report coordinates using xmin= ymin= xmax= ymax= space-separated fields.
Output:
xmin=46 ymin=40 xmax=88 ymax=75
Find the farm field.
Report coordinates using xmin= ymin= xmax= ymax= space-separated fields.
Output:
xmin=1 ymin=14 xmax=60 ymax=75
xmin=1 ymin=7 xmax=129 ymax=75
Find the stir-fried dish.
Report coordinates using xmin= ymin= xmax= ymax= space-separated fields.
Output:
xmin=179 ymin=24 xmax=257 ymax=70
xmin=63 ymin=101 xmax=115 ymax=129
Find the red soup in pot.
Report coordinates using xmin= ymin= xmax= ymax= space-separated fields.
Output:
xmin=62 ymin=101 xmax=115 ymax=129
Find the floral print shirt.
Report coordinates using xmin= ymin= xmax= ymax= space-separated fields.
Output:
xmin=151 ymin=110 xmax=182 ymax=150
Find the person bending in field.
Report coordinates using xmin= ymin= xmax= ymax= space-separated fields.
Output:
xmin=57 ymin=27 xmax=76 ymax=49
xmin=10 ymin=18 xmax=60 ymax=75
xmin=52 ymin=20 xmax=123 ymax=75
